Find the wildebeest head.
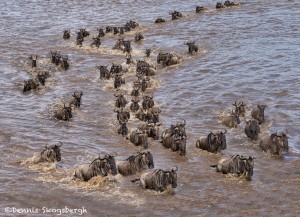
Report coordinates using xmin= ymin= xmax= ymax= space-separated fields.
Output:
xmin=185 ymin=41 xmax=198 ymax=54
xmin=63 ymin=29 xmax=70 ymax=39
xmin=155 ymin=18 xmax=165 ymax=23
xmin=145 ymin=48 xmax=151 ymax=57
xmin=270 ymin=130 xmax=289 ymax=156
xmin=240 ymin=156 xmax=255 ymax=180
xmin=139 ymin=150 xmax=154 ymax=169
xmin=114 ymin=92 xmax=127 ymax=108
xmin=175 ymin=137 xmax=186 ymax=156
xmin=216 ymin=2 xmax=224 ymax=9
xmin=146 ymin=122 xmax=160 ymax=140
xmin=71 ymin=91 xmax=83 ymax=107
xmin=40 ymin=141 xmax=63 ymax=162
xmin=167 ymin=167 xmax=178 ymax=188
xmin=79 ymin=28 xmax=90 ymax=37
xmin=64 ymin=103 xmax=72 ymax=119
xmin=196 ymin=6 xmax=204 ymax=13
xmin=90 ymin=154 xmax=117 ymax=176
xmin=233 ymin=101 xmax=246 ymax=117
xmin=126 ymin=52 xmax=132 ymax=64
xmin=29 ymin=55 xmax=37 ymax=67
xmin=97 ymin=28 xmax=105 ymax=37
xmin=245 ymin=119 xmax=260 ymax=140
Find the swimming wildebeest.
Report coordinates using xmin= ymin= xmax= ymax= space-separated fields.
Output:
xmin=145 ymin=48 xmax=152 ymax=57
xmin=216 ymin=2 xmax=224 ymax=9
xmin=170 ymin=11 xmax=182 ymax=20
xmin=63 ymin=29 xmax=70 ymax=39
xmin=196 ymin=130 xmax=227 ymax=153
xmin=140 ymin=76 xmax=151 ymax=92
xmin=117 ymin=151 xmax=154 ymax=176
xmin=195 ymin=6 xmax=206 ymax=13
xmin=135 ymin=108 xmax=152 ymax=122
xmin=127 ymin=129 xmax=149 ymax=149
xmin=244 ymin=119 xmax=260 ymax=140
xmin=233 ymin=101 xmax=246 ymax=117
xmin=211 ymin=155 xmax=254 ymax=180
xmin=221 ymin=110 xmax=241 ymax=128
xmin=118 ymin=116 xmax=129 ymax=136
xmin=113 ymin=27 xmax=119 ymax=35
xmin=135 ymin=33 xmax=144 ymax=42
xmin=96 ymin=65 xmax=110 ymax=80
xmin=130 ymin=96 xmax=140 ymax=112
xmin=132 ymin=167 xmax=178 ymax=192
xmin=114 ymin=73 xmax=125 ymax=89
xmin=140 ymin=122 xmax=160 ymax=140
xmin=90 ymin=36 xmax=101 ymax=48
xmin=157 ymin=52 xmax=180 ymax=66
xmin=36 ymin=71 xmax=50 ymax=86
xmin=114 ymin=107 xmax=130 ymax=124
xmin=161 ymin=133 xmax=187 ymax=156
xmin=131 ymin=81 xmax=140 ymax=96
xmin=155 ymin=18 xmax=165 ymax=23
xmin=97 ymin=28 xmax=105 ymax=37
xmin=29 ymin=55 xmax=37 ymax=67
xmin=50 ymin=51 xmax=61 ymax=65
xmin=259 ymin=130 xmax=288 ymax=157
xmin=114 ymin=92 xmax=128 ymax=108
xmin=224 ymin=1 xmax=241 ymax=7
xmin=110 ymin=63 xmax=123 ymax=75
xmin=76 ymin=31 xmax=84 ymax=46
xmin=142 ymin=95 xmax=155 ymax=110
xmin=23 ymin=78 xmax=40 ymax=93
xmin=161 ymin=119 xmax=187 ymax=140
xmin=251 ymin=104 xmax=267 ymax=124
xmin=185 ymin=41 xmax=198 ymax=54
xmin=74 ymin=154 xmax=117 ymax=181
xmin=33 ymin=142 xmax=63 ymax=164
xmin=125 ymin=52 xmax=134 ymax=65
xmin=70 ymin=91 xmax=83 ymax=108
xmin=106 ymin=26 xmax=113 ymax=33
xmin=54 ymin=103 xmax=72 ymax=121
xmin=79 ymin=28 xmax=90 ymax=37
xmin=61 ymin=56 xmax=69 ymax=71
xmin=149 ymin=107 xmax=161 ymax=124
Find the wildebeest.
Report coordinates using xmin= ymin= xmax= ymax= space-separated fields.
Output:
xmin=74 ymin=154 xmax=117 ymax=181
xmin=63 ymin=29 xmax=70 ymax=39
xmin=157 ymin=52 xmax=180 ymax=66
xmin=127 ymin=129 xmax=149 ymax=149
xmin=61 ymin=56 xmax=69 ymax=71
xmin=115 ymin=107 xmax=130 ymax=124
xmin=161 ymin=133 xmax=186 ymax=156
xmin=233 ymin=101 xmax=246 ymax=117
xmin=23 ymin=78 xmax=40 ymax=93
xmin=76 ymin=31 xmax=84 ymax=46
xmin=114 ymin=74 xmax=125 ymax=89
xmin=131 ymin=81 xmax=140 ymax=96
xmin=114 ymin=92 xmax=128 ymax=108
xmin=136 ymin=60 xmax=156 ymax=77
xmin=196 ymin=6 xmax=206 ymax=13
xmin=140 ymin=122 xmax=160 ymax=140
xmin=251 ymin=104 xmax=267 ymax=124
xmin=117 ymin=151 xmax=154 ymax=176
xmin=196 ymin=130 xmax=227 ymax=153
xmin=145 ymin=48 xmax=151 ymax=57
xmin=216 ymin=2 xmax=224 ymax=8
xmin=259 ymin=130 xmax=288 ymax=157
xmin=221 ymin=110 xmax=240 ymax=128
xmin=155 ymin=18 xmax=165 ymax=23
xmin=29 ymin=55 xmax=37 ymax=67
xmin=106 ymin=26 xmax=113 ymax=33
xmin=97 ymin=28 xmax=105 ymax=37
xmin=54 ymin=103 xmax=72 ymax=121
xmin=244 ymin=119 xmax=260 ymax=140
xmin=170 ymin=11 xmax=182 ymax=20
xmin=132 ymin=167 xmax=178 ymax=192
xmin=224 ymin=1 xmax=241 ymax=7
xmin=96 ymin=65 xmax=110 ymax=80
xmin=211 ymin=155 xmax=254 ymax=180
xmin=124 ymin=20 xmax=139 ymax=32
xmin=33 ymin=142 xmax=63 ymax=164
xmin=70 ymin=91 xmax=83 ymax=108
xmin=50 ymin=51 xmax=61 ymax=65
xmin=140 ymin=76 xmax=151 ymax=92
xmin=185 ymin=42 xmax=198 ymax=54
xmin=149 ymin=107 xmax=161 ymax=124
xmin=135 ymin=33 xmax=144 ymax=42
xmin=118 ymin=117 xmax=129 ymax=136
xmin=79 ymin=28 xmax=90 ymax=37
xmin=135 ymin=107 xmax=151 ymax=122
xmin=113 ymin=27 xmax=119 ymax=35
xmin=36 ymin=71 xmax=50 ymax=86
xmin=142 ymin=95 xmax=155 ymax=110
xmin=130 ymin=96 xmax=140 ymax=112
xmin=110 ymin=63 xmax=122 ymax=75
xmin=90 ymin=36 xmax=101 ymax=48
xmin=161 ymin=119 xmax=187 ymax=140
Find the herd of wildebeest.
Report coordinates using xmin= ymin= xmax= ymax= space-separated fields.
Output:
xmin=22 ymin=2 xmax=289 ymax=192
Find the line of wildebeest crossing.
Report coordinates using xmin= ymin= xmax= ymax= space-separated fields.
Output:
xmin=22 ymin=1 xmax=289 ymax=193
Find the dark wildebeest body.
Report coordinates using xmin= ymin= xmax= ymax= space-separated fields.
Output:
xmin=196 ymin=130 xmax=227 ymax=153
xmin=131 ymin=81 xmax=140 ymax=96
xmin=114 ymin=107 xmax=130 ymax=123
xmin=91 ymin=36 xmax=101 ymax=48
xmin=196 ymin=6 xmax=205 ymax=13
xmin=130 ymin=96 xmax=140 ymax=112
xmin=221 ymin=110 xmax=240 ymax=128
xmin=142 ymin=95 xmax=155 ymax=110
xmin=114 ymin=93 xmax=127 ymax=108
xmin=70 ymin=92 xmax=83 ymax=108
xmin=132 ymin=167 xmax=178 ymax=192
xmin=80 ymin=28 xmax=90 ymax=37
xmin=97 ymin=28 xmax=105 ymax=37
xmin=259 ymin=130 xmax=288 ymax=157
xmin=170 ymin=11 xmax=182 ymax=20
xmin=155 ymin=18 xmax=165 ymax=23
xmin=117 ymin=151 xmax=154 ymax=176
xmin=54 ymin=104 xmax=72 ymax=121
xmin=128 ymin=129 xmax=149 ymax=149
xmin=244 ymin=119 xmax=260 ymax=140
xmin=149 ymin=107 xmax=161 ymax=124
xmin=36 ymin=71 xmax=50 ymax=86
xmin=96 ymin=65 xmax=110 ymax=79
xmin=114 ymin=74 xmax=125 ymax=89
xmin=76 ymin=31 xmax=84 ymax=46
xmin=145 ymin=49 xmax=152 ymax=57
xmin=185 ymin=42 xmax=198 ymax=54
xmin=74 ymin=155 xmax=117 ymax=181
xmin=63 ymin=29 xmax=70 ymax=39
xmin=251 ymin=104 xmax=267 ymax=124
xmin=23 ymin=78 xmax=40 ymax=92
xmin=118 ymin=120 xmax=128 ymax=136
xmin=33 ymin=142 xmax=63 ymax=164
xmin=61 ymin=56 xmax=69 ymax=71
xmin=135 ymin=33 xmax=144 ymax=42
xmin=212 ymin=155 xmax=254 ymax=180
xmin=50 ymin=51 xmax=61 ymax=65
xmin=29 ymin=55 xmax=37 ymax=67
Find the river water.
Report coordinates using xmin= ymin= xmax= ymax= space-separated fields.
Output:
xmin=0 ymin=0 xmax=299 ymax=216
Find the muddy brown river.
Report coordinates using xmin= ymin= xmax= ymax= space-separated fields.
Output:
xmin=0 ymin=0 xmax=299 ymax=216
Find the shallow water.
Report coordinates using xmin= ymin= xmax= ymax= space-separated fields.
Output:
xmin=0 ymin=0 xmax=299 ymax=216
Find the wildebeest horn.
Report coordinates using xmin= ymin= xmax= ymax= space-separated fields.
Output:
xmin=180 ymin=119 xmax=186 ymax=126
xmin=222 ymin=129 xmax=227 ymax=134
xmin=57 ymin=141 xmax=63 ymax=147
xmin=173 ymin=166 xmax=178 ymax=171
xmin=233 ymin=101 xmax=237 ymax=106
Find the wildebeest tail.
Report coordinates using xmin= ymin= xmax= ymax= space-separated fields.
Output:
xmin=131 ymin=178 xmax=140 ymax=183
